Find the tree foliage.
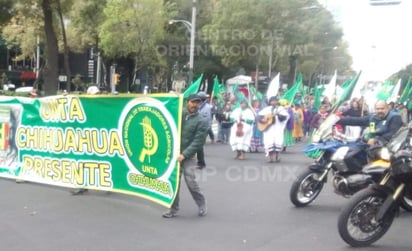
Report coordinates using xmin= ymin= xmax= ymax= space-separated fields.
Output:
xmin=0 ymin=0 xmax=14 ymax=27
xmin=0 ymin=0 xmax=356 ymax=94
xmin=66 ymin=0 xmax=107 ymax=52
xmin=99 ymin=0 xmax=176 ymax=86
xmin=2 ymin=1 xmax=43 ymax=59
xmin=204 ymin=0 xmax=352 ymax=84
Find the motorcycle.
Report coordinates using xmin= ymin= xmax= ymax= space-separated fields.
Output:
xmin=289 ymin=113 xmax=371 ymax=207
xmin=337 ymin=124 xmax=412 ymax=247
xmin=345 ymin=125 xmax=412 ymax=212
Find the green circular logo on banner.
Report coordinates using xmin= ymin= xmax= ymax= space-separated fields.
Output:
xmin=120 ymin=98 xmax=177 ymax=178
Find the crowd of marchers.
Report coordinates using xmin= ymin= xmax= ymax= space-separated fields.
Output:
xmin=199 ymin=91 xmax=410 ymax=164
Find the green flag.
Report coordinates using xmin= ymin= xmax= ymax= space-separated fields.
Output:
xmin=376 ymin=80 xmax=395 ymax=100
xmin=183 ymin=74 xmax=203 ymax=98
xmin=332 ymin=71 xmax=362 ymax=111
xmin=249 ymin=86 xmax=257 ymax=100
xmin=400 ymin=79 xmax=412 ymax=103
xmin=313 ymin=82 xmax=322 ymax=110
xmin=256 ymin=91 xmax=263 ymax=101
xmin=301 ymin=85 xmax=308 ymax=98
xmin=211 ymin=76 xmax=225 ymax=106
xmin=282 ymin=73 xmax=303 ymax=104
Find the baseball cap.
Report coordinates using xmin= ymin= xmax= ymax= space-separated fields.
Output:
xmin=197 ymin=91 xmax=208 ymax=100
xmin=187 ymin=94 xmax=202 ymax=102
xmin=87 ymin=86 xmax=100 ymax=95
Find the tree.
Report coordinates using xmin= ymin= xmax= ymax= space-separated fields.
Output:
xmin=99 ymin=0 xmax=173 ymax=89
xmin=2 ymin=0 xmax=62 ymax=95
xmin=66 ymin=0 xmax=107 ymax=52
xmin=41 ymin=0 xmax=59 ymax=95
xmin=0 ymin=0 xmax=14 ymax=27
xmin=2 ymin=1 xmax=43 ymax=60
xmin=56 ymin=0 xmax=72 ymax=92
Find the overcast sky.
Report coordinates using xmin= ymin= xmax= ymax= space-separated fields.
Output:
xmin=324 ymin=0 xmax=411 ymax=81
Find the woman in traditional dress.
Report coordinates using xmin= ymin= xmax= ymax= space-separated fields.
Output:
xmin=258 ymin=97 xmax=290 ymax=162
xmin=229 ymin=99 xmax=255 ymax=160
xmin=292 ymin=102 xmax=304 ymax=142
xmin=250 ymin=99 xmax=264 ymax=152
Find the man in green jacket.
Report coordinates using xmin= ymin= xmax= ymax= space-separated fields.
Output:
xmin=163 ymin=94 xmax=209 ymax=218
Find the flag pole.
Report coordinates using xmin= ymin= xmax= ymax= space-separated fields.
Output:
xmin=361 ymin=98 xmax=365 ymax=117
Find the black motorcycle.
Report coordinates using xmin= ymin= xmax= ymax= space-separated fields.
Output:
xmin=337 ymin=125 xmax=412 ymax=247
xmin=290 ymin=113 xmax=370 ymax=207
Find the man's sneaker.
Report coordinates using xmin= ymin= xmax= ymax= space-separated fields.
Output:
xmin=198 ymin=205 xmax=207 ymax=217
xmin=196 ymin=165 xmax=206 ymax=170
xmin=162 ymin=210 xmax=178 ymax=218
xmin=70 ymin=188 xmax=88 ymax=195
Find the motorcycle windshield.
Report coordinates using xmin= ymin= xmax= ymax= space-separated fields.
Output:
xmin=303 ymin=140 xmax=365 ymax=152
xmin=311 ymin=113 xmax=341 ymax=143
xmin=304 ymin=141 xmax=344 ymax=152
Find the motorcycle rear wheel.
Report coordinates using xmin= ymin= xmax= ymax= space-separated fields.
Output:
xmin=289 ymin=168 xmax=324 ymax=207
xmin=337 ymin=188 xmax=396 ymax=247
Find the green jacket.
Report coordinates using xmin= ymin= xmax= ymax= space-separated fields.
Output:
xmin=181 ymin=110 xmax=208 ymax=159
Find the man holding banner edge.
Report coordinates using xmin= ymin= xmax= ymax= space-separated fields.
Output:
xmin=163 ymin=94 xmax=209 ymax=218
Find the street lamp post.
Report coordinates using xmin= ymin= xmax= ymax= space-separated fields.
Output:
xmin=169 ymin=0 xmax=197 ymax=85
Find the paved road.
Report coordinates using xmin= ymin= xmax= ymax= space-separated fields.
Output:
xmin=1 ymin=141 xmax=412 ymax=251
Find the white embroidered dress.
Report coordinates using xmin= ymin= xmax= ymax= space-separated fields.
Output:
xmin=229 ymin=107 xmax=255 ymax=152
xmin=258 ymin=105 xmax=290 ymax=155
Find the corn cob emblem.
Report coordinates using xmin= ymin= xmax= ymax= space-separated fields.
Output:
xmin=139 ymin=116 xmax=158 ymax=163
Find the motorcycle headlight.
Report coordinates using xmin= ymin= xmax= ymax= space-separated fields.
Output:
xmin=379 ymin=147 xmax=391 ymax=161
xmin=331 ymin=146 xmax=350 ymax=161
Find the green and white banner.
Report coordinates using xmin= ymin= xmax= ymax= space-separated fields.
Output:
xmin=0 ymin=94 xmax=182 ymax=207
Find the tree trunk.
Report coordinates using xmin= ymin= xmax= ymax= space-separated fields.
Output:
xmin=288 ymin=55 xmax=298 ymax=87
xmin=41 ymin=0 xmax=59 ymax=96
xmin=57 ymin=0 xmax=71 ymax=92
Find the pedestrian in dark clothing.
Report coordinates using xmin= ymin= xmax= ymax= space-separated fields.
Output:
xmin=310 ymin=105 xmax=329 ymax=131
xmin=196 ymin=91 xmax=212 ymax=169
xmin=218 ymin=103 xmax=233 ymax=144
xmin=302 ymin=105 xmax=312 ymax=139
xmin=162 ymin=94 xmax=209 ymax=218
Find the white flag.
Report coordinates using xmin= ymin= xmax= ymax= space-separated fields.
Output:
xmin=350 ymin=71 xmax=365 ymax=100
xmin=266 ymin=73 xmax=280 ymax=100
xmin=322 ymin=70 xmax=337 ymax=100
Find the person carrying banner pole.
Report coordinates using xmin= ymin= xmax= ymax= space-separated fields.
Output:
xmin=162 ymin=94 xmax=209 ymax=218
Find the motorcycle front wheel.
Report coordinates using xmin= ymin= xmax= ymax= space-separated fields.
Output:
xmin=337 ymin=188 xmax=396 ymax=247
xmin=289 ymin=168 xmax=324 ymax=207
xmin=400 ymin=195 xmax=412 ymax=212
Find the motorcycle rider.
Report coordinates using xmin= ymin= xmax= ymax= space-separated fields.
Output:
xmin=338 ymin=100 xmax=403 ymax=145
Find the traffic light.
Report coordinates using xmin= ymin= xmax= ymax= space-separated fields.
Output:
xmin=113 ymin=73 xmax=120 ymax=85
